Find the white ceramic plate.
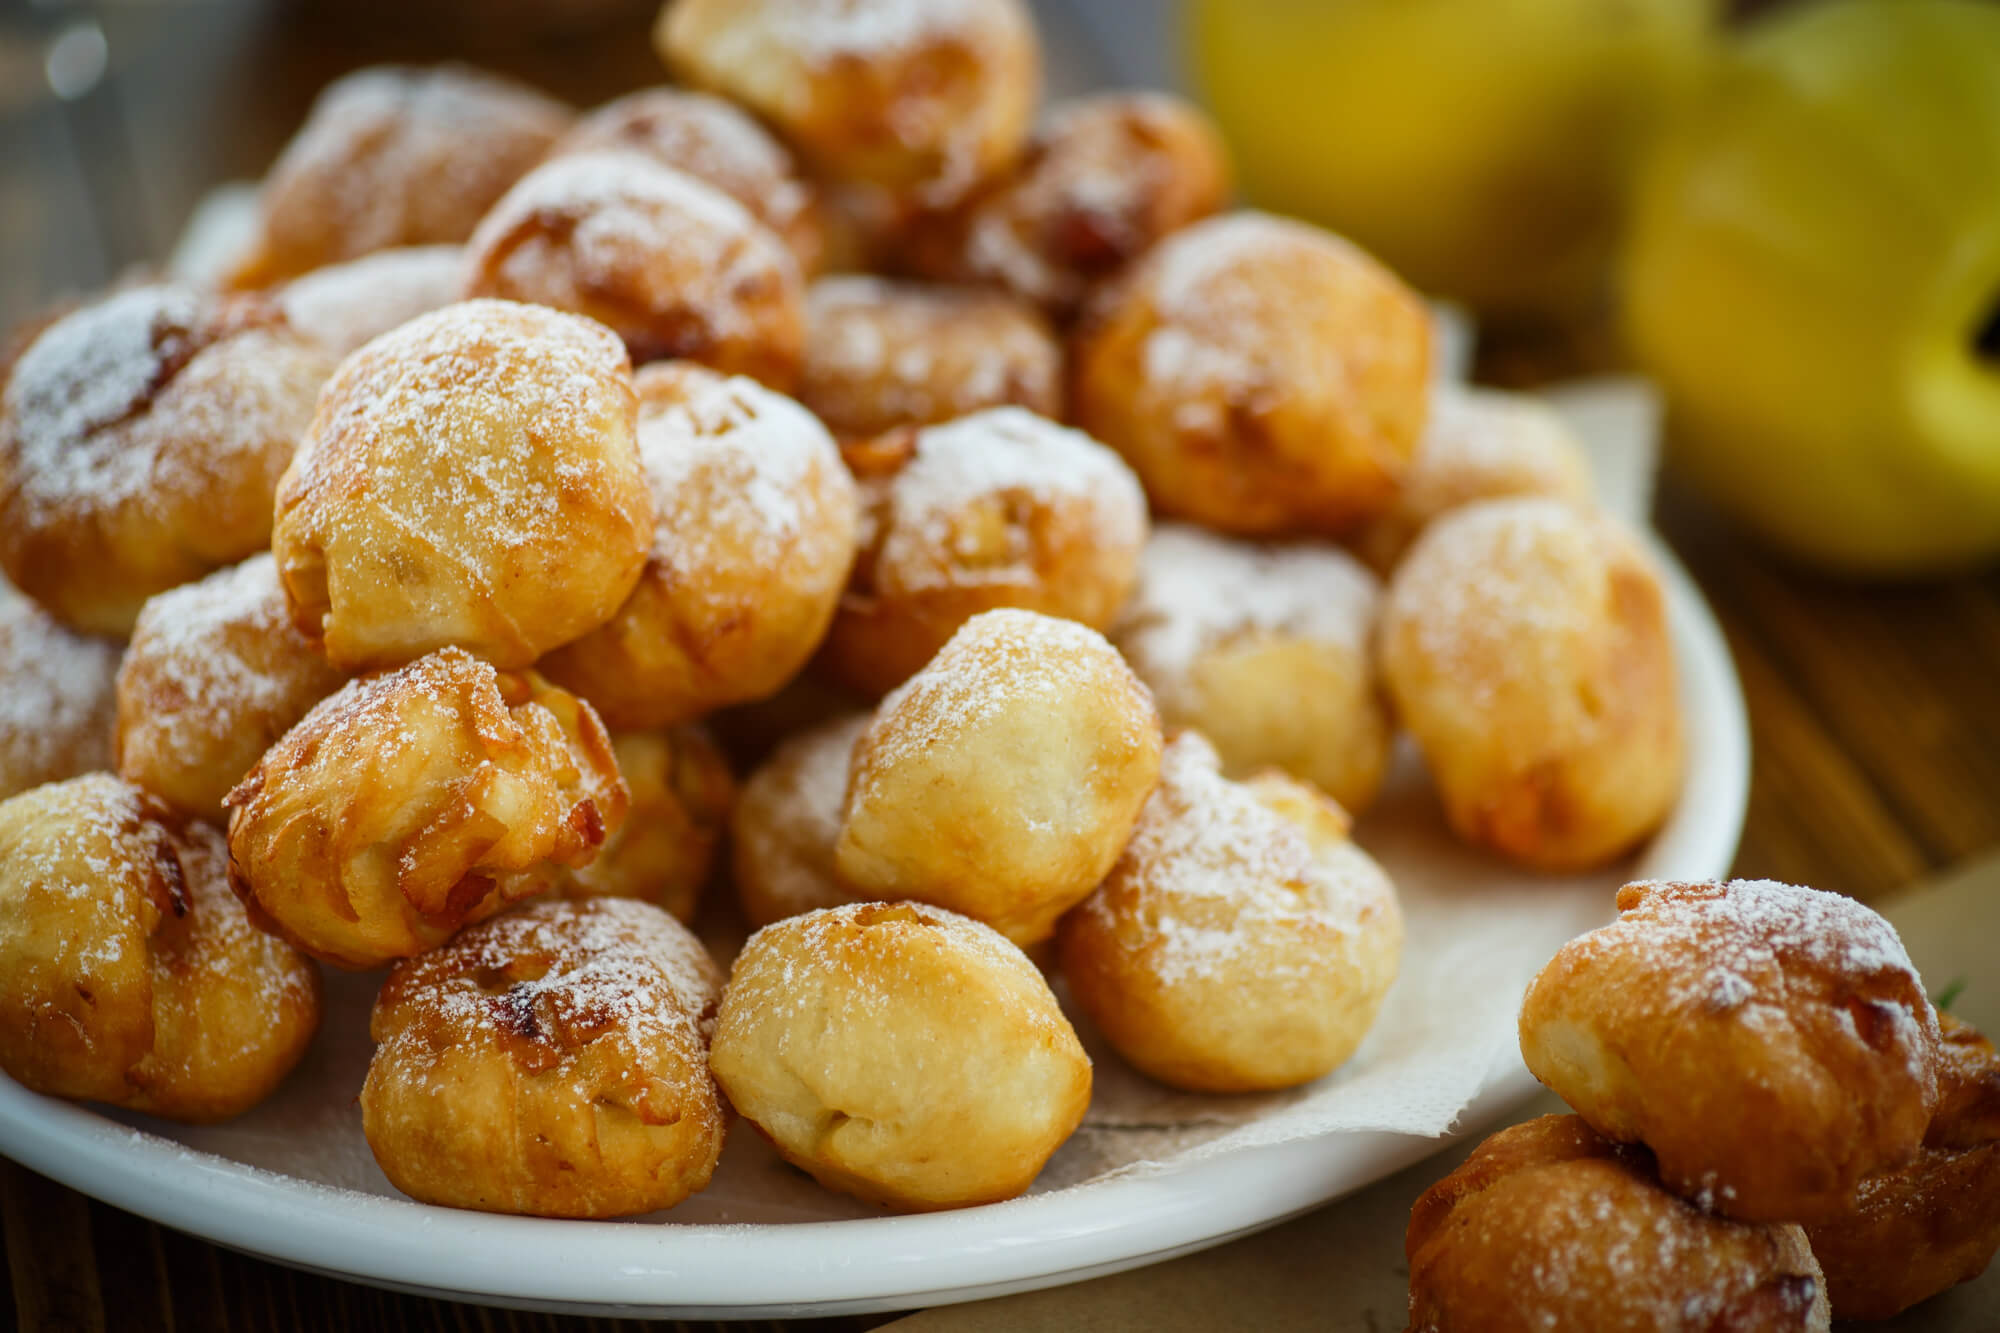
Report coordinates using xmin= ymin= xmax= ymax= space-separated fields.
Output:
xmin=0 ymin=545 xmax=1746 ymax=1319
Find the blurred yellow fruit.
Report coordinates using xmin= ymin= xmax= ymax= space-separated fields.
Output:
xmin=1187 ymin=0 xmax=1717 ymax=319
xmin=1623 ymin=0 xmax=2000 ymax=575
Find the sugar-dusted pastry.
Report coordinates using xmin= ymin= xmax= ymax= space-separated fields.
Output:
xmin=1071 ymin=211 xmax=1431 ymax=537
xmin=731 ymin=712 xmax=870 ymax=928
xmin=227 ymin=65 xmax=572 ymax=288
xmin=1353 ymin=386 xmax=1595 ymax=574
xmin=816 ymin=407 xmax=1147 ymax=697
xmin=0 ymin=775 xmax=321 ymax=1122
xmin=1058 ymin=733 xmax=1401 ymax=1093
xmin=1378 ymin=498 xmax=1683 ymax=871
xmin=708 ymin=901 xmax=1089 ymax=1211
xmin=224 ymin=647 xmax=627 ymax=970
xmin=0 ymin=575 xmax=118 ymax=800
xmin=836 ymin=609 xmax=1162 ymax=945
xmin=551 ymin=88 xmax=827 ymax=277
xmin=1519 ymin=879 xmax=1942 ymax=1224
xmin=272 ymin=299 xmax=651 ymax=671
xmin=537 ymin=726 xmax=734 ymax=924
xmin=537 ymin=362 xmax=858 ymax=728
xmin=1805 ymin=1012 xmax=2000 ymax=1319
xmin=1112 ymin=524 xmax=1389 ymax=815
xmin=796 ymin=277 xmax=1062 ymax=442
xmin=1406 ymin=1115 xmax=1831 ymax=1333
xmin=656 ymin=0 xmax=1040 ymax=208
xmin=363 ymin=898 xmax=725 ymax=1217
xmin=115 ymin=555 xmax=347 ymax=822
xmin=277 ymin=245 xmax=466 ymax=357
xmin=910 ymin=92 xmax=1232 ymax=319
xmin=463 ymin=152 xmax=804 ymax=385
xmin=0 ymin=284 xmax=332 ymax=634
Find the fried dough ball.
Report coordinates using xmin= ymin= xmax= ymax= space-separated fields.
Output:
xmin=272 ymin=299 xmax=651 ymax=672
xmin=731 ymin=713 xmax=871 ymax=929
xmin=0 ymin=575 xmax=118 ymax=800
xmin=277 ymin=245 xmax=466 ymax=358
xmin=227 ymin=65 xmax=572 ymax=288
xmin=1112 ymin=525 xmax=1390 ymax=815
xmin=1378 ymin=498 xmax=1683 ymax=871
xmin=1519 ymin=879 xmax=1943 ymax=1225
xmin=0 ymin=775 xmax=321 ymax=1122
xmin=1405 ymin=1114 xmax=1832 ymax=1333
xmin=1352 ymin=387 xmax=1595 ymax=574
xmin=815 ymin=407 xmax=1147 ymax=697
xmin=115 ymin=555 xmax=347 ymax=822
xmin=709 ymin=901 xmax=1089 ymax=1211
xmin=909 ymin=92 xmax=1232 ymax=319
xmin=363 ymin=897 xmax=725 ymax=1217
xmin=551 ymin=89 xmax=827 ymax=277
xmin=1804 ymin=1012 xmax=2000 ymax=1319
xmin=1057 ymin=733 xmax=1402 ymax=1093
xmin=796 ymin=277 xmax=1062 ymax=442
xmin=223 ymin=647 xmax=628 ymax=970
xmin=835 ymin=609 xmax=1162 ymax=945
xmin=0 ymin=284 xmax=332 ymax=635
xmin=537 ymin=363 xmax=859 ymax=728
xmin=536 ymin=726 xmax=734 ymax=924
xmin=1070 ymin=212 xmax=1432 ymax=537
xmin=656 ymin=0 xmax=1040 ymax=208
xmin=463 ymin=152 xmax=804 ymax=385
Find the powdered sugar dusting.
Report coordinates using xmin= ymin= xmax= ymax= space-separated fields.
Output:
xmin=1606 ymin=878 xmax=1926 ymax=1017
xmin=800 ymin=278 xmax=1060 ymax=436
xmin=1079 ymin=733 xmax=1383 ymax=986
xmin=556 ymin=90 xmax=814 ymax=247
xmin=117 ymin=554 xmax=339 ymax=792
xmin=732 ymin=900 xmax=1064 ymax=1040
xmin=636 ymin=366 xmax=834 ymax=571
xmin=470 ymin=152 xmax=785 ymax=347
xmin=1114 ymin=524 xmax=1378 ymax=715
xmin=287 ymin=299 xmax=631 ymax=557
xmin=387 ymin=898 xmax=721 ymax=1073
xmin=279 ymin=246 xmax=466 ymax=357
xmin=1 ymin=286 xmax=202 ymax=522
xmin=0 ymin=576 xmax=119 ymax=796
xmin=879 ymin=407 xmax=1146 ymax=591
xmin=858 ymin=608 xmax=1135 ymax=784
xmin=1383 ymin=497 xmax=1627 ymax=711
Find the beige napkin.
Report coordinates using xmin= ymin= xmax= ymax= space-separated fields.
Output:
xmin=882 ymin=856 xmax=2000 ymax=1332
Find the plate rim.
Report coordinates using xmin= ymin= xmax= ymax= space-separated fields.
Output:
xmin=0 ymin=542 xmax=1747 ymax=1317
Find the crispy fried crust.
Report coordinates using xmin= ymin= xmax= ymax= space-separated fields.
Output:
xmin=0 ymin=285 xmax=331 ymax=635
xmin=226 ymin=65 xmax=572 ymax=289
xmin=363 ymin=897 xmax=725 ymax=1217
xmin=835 ymin=609 xmax=1161 ymax=945
xmin=0 ymin=775 xmax=321 ymax=1122
xmin=1070 ymin=212 xmax=1431 ymax=538
xmin=224 ymin=647 xmax=627 ymax=969
xmin=1519 ymin=879 xmax=1941 ymax=1224
xmin=1406 ymin=1115 xmax=1831 ymax=1332
xmin=1059 ymin=734 xmax=1401 ymax=1092
xmin=814 ymin=407 xmax=1146 ymax=697
xmin=708 ymin=901 xmax=1088 ymax=1211
xmin=271 ymin=299 xmax=651 ymax=672
xmin=1378 ymin=498 xmax=1683 ymax=871
xmin=656 ymin=0 xmax=1040 ymax=209
xmin=1805 ymin=1013 xmax=2000 ymax=1319
xmin=536 ymin=362 xmax=857 ymax=728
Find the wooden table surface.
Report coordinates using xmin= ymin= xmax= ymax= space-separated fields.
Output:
xmin=5 ymin=2 xmax=1997 ymax=1329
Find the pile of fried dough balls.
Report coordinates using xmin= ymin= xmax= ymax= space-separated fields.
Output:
xmin=0 ymin=0 xmax=1686 ymax=1222
xmin=1406 ymin=878 xmax=2000 ymax=1329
